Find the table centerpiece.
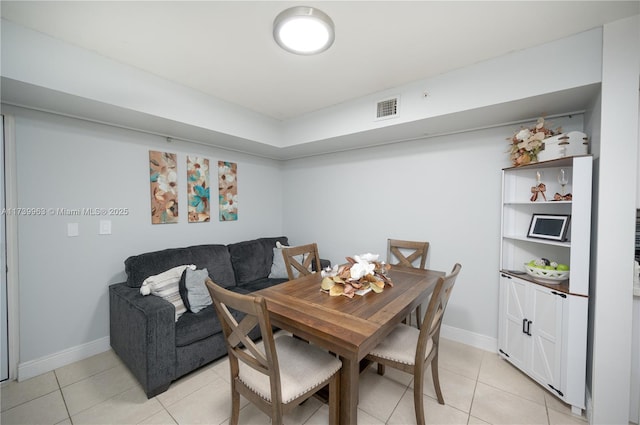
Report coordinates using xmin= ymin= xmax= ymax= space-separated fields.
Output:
xmin=320 ymin=253 xmax=393 ymax=298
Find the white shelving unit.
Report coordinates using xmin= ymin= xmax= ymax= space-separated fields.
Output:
xmin=498 ymin=155 xmax=592 ymax=415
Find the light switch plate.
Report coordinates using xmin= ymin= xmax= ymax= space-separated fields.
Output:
xmin=67 ymin=223 xmax=79 ymax=237
xmin=99 ymin=220 xmax=112 ymax=235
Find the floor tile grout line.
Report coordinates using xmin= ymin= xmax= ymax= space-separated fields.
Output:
xmin=61 ymin=374 xmax=142 ymax=420
xmin=155 ymin=368 xmax=224 ymax=410
xmin=544 ymin=392 xmax=552 ymax=425
xmin=0 ymin=375 xmax=64 ymax=416
xmin=477 ymin=352 xmax=555 ymax=410
xmin=476 ymin=379 xmax=548 ymax=408
xmin=466 ymin=365 xmax=481 ymax=425
xmin=301 ymin=401 xmax=323 ymax=425
xmin=385 ymin=383 xmax=411 ymax=425
xmin=465 ymin=348 xmax=484 ymax=424
xmin=139 ymin=401 xmax=178 ymax=425
xmin=0 ymin=389 xmax=63 ymax=417
xmin=55 ymin=351 xmax=124 ymax=389
xmin=53 ymin=369 xmax=73 ymax=424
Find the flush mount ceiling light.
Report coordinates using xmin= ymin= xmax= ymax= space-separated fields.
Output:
xmin=273 ymin=6 xmax=335 ymax=55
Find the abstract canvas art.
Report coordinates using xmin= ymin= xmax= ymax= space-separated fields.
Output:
xmin=218 ymin=161 xmax=238 ymax=221
xmin=187 ymin=156 xmax=210 ymax=222
xmin=149 ymin=150 xmax=178 ymax=224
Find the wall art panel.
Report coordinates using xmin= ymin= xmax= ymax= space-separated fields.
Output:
xmin=187 ymin=155 xmax=210 ymax=222
xmin=149 ymin=150 xmax=178 ymax=224
xmin=218 ymin=161 xmax=238 ymax=221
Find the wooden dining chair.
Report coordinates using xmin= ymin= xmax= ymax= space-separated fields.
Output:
xmin=282 ymin=242 xmax=322 ymax=280
xmin=206 ymin=280 xmax=341 ymax=425
xmin=365 ymin=263 xmax=461 ymax=425
xmin=387 ymin=239 xmax=430 ymax=328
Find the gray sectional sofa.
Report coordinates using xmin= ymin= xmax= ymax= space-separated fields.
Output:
xmin=109 ymin=236 xmax=304 ymax=398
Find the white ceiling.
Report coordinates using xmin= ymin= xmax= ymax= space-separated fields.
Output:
xmin=2 ymin=1 xmax=638 ymax=122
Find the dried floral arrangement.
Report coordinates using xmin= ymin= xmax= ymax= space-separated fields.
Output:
xmin=320 ymin=254 xmax=393 ymax=298
xmin=508 ymin=117 xmax=561 ymax=166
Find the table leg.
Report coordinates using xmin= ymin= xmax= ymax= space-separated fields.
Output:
xmin=339 ymin=356 xmax=359 ymax=424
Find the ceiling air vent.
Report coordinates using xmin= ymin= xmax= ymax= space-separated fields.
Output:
xmin=375 ymin=96 xmax=399 ymax=120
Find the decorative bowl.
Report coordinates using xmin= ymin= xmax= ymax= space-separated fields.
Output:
xmin=524 ymin=264 xmax=569 ymax=284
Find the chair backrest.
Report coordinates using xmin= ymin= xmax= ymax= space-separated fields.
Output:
xmin=282 ymin=243 xmax=322 ymax=280
xmin=416 ymin=263 xmax=461 ymax=360
xmin=205 ymin=279 xmax=283 ymax=404
xmin=387 ymin=239 xmax=429 ymax=269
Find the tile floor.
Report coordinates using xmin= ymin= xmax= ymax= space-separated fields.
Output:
xmin=1 ymin=338 xmax=587 ymax=424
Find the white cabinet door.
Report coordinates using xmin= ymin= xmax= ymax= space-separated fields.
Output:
xmin=499 ymin=273 xmax=527 ymax=369
xmin=499 ymin=273 xmax=564 ymax=394
xmin=528 ymin=284 xmax=563 ymax=393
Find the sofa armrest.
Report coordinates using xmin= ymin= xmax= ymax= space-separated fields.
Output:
xmin=109 ymin=283 xmax=176 ymax=398
xmin=312 ymin=258 xmax=331 ymax=272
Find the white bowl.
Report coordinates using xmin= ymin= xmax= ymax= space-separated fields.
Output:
xmin=524 ymin=264 xmax=569 ymax=284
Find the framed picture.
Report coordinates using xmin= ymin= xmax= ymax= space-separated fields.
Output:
xmin=527 ymin=214 xmax=571 ymax=241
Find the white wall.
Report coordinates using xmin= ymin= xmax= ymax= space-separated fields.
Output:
xmin=6 ymin=106 xmax=284 ymax=378
xmin=282 ymin=116 xmax=584 ymax=347
xmin=590 ymin=14 xmax=640 ymax=425
xmin=1 ymin=19 xmax=283 ymax=148
xmin=283 ymin=28 xmax=602 ymax=146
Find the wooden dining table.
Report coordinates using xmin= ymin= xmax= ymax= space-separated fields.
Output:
xmin=254 ymin=265 xmax=445 ymax=424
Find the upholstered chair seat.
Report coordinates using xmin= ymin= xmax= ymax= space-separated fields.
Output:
xmin=367 ymin=324 xmax=433 ymax=366
xmin=239 ymin=335 xmax=341 ymax=403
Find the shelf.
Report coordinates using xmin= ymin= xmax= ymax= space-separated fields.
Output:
xmin=503 ymin=234 xmax=571 ymax=248
xmin=500 ymin=270 xmax=571 ymax=294
xmin=504 ymin=201 xmax=572 ymax=206
xmin=502 ymin=155 xmax=592 ymax=171
xmin=501 ymin=155 xmax=591 ymax=298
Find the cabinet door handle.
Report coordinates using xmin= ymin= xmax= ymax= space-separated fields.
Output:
xmin=501 ymin=273 xmax=512 ymax=279
xmin=522 ymin=318 xmax=528 ymax=334
xmin=526 ymin=320 xmax=533 ymax=336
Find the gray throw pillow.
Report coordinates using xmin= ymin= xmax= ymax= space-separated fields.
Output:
xmin=268 ymin=247 xmax=290 ymax=278
xmin=268 ymin=243 xmax=304 ymax=279
xmin=179 ymin=268 xmax=212 ymax=313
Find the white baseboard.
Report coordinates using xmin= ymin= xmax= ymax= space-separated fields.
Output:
xmin=14 ymin=326 xmax=496 ymax=382
xmin=440 ymin=324 xmax=498 ymax=353
xmin=17 ymin=336 xmax=111 ymax=381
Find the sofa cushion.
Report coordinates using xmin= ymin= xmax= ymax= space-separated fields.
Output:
xmin=175 ymin=305 xmax=219 ymax=347
xmin=175 ymin=304 xmax=247 ymax=347
xmin=124 ymin=244 xmax=235 ymax=288
xmin=125 ymin=247 xmax=192 ymax=288
xmin=240 ymin=277 xmax=288 ymax=293
xmin=187 ymin=245 xmax=236 ymax=288
xmin=228 ymin=237 xmax=288 ymax=285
